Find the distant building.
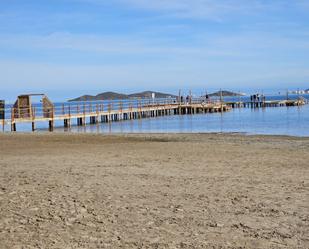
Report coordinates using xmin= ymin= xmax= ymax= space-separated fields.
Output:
xmin=290 ymin=90 xmax=305 ymax=94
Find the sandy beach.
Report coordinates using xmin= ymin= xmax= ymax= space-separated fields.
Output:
xmin=0 ymin=133 xmax=308 ymax=248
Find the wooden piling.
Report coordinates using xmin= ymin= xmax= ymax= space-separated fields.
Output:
xmin=11 ymin=107 xmax=16 ymax=132
xmin=49 ymin=120 xmax=54 ymax=131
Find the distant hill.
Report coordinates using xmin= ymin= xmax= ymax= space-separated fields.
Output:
xmin=69 ymin=91 xmax=176 ymax=102
xmin=95 ymin=92 xmax=128 ymax=100
xmin=69 ymin=92 xmax=127 ymax=102
xmin=209 ymin=90 xmax=245 ymax=97
xmin=128 ymin=91 xmax=176 ymax=99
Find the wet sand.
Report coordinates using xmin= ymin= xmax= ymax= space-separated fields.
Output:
xmin=0 ymin=133 xmax=308 ymax=248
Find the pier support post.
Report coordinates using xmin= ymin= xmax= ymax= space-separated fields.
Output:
xmin=90 ymin=116 xmax=97 ymax=124
xmin=49 ymin=120 xmax=54 ymax=131
xmin=64 ymin=119 xmax=71 ymax=128
xmin=11 ymin=122 xmax=16 ymax=132
xmin=77 ymin=117 xmax=85 ymax=126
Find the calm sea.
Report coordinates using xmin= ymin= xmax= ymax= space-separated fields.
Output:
xmin=3 ymin=94 xmax=309 ymax=137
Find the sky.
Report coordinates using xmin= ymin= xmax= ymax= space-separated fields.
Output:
xmin=0 ymin=0 xmax=309 ymax=101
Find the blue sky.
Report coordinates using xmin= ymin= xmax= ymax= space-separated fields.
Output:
xmin=0 ymin=0 xmax=309 ymax=101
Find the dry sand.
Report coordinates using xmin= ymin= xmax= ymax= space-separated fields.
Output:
xmin=0 ymin=133 xmax=308 ymax=248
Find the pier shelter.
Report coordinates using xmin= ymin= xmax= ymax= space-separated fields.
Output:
xmin=11 ymin=94 xmax=54 ymax=131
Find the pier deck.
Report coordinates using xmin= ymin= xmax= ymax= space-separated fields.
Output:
xmin=226 ymin=99 xmax=306 ymax=108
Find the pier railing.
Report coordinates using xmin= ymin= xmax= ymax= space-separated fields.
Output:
xmin=4 ymin=98 xmax=225 ymax=122
xmin=7 ymin=98 xmax=177 ymax=121
xmin=1 ymin=97 xmax=231 ymax=131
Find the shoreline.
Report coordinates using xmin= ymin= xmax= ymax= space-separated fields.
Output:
xmin=1 ymin=131 xmax=309 ymax=140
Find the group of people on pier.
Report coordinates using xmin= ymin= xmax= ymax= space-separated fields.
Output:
xmin=178 ymin=95 xmax=193 ymax=105
xmin=250 ymin=94 xmax=266 ymax=103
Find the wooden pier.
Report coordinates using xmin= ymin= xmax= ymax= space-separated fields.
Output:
xmin=1 ymin=94 xmax=307 ymax=132
xmin=2 ymin=95 xmax=230 ymax=132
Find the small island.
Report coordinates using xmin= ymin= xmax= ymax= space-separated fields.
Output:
xmin=69 ymin=91 xmax=177 ymax=102
xmin=208 ymin=90 xmax=246 ymax=97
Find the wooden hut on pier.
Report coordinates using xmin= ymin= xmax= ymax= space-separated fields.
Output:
xmin=11 ymin=94 xmax=54 ymax=131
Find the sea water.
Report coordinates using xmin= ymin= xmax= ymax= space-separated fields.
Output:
xmin=62 ymin=104 xmax=309 ymax=137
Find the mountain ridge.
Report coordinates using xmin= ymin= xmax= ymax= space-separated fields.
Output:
xmin=69 ymin=91 xmax=177 ymax=102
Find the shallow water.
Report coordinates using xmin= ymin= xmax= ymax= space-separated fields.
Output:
xmin=56 ymin=104 xmax=309 ymax=137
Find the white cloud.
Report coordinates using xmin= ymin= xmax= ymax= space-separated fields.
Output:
xmin=105 ymin=0 xmax=280 ymax=20
xmin=296 ymin=0 xmax=309 ymax=9
xmin=1 ymin=59 xmax=309 ymax=99
xmin=72 ymin=0 xmax=252 ymax=20
xmin=0 ymin=32 xmax=239 ymax=57
xmin=1 ymin=30 xmax=308 ymax=61
xmin=78 ymin=0 xmax=309 ymax=20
